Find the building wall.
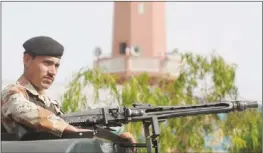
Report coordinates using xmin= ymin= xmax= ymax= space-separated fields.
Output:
xmin=112 ymin=2 xmax=166 ymax=57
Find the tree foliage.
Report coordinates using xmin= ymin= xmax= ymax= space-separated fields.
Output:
xmin=61 ymin=51 xmax=262 ymax=152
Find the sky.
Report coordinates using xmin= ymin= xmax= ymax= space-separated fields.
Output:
xmin=2 ymin=2 xmax=262 ymax=101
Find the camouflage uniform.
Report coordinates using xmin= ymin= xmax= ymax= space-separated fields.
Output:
xmin=1 ymin=75 xmax=69 ymax=137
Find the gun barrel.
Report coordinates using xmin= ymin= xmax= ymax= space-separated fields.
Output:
xmin=127 ymin=101 xmax=259 ymax=122
xmin=246 ymin=101 xmax=259 ymax=108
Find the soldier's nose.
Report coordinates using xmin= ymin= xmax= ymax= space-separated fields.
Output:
xmin=48 ymin=66 xmax=57 ymax=75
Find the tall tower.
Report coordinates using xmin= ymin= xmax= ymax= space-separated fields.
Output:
xmin=94 ymin=2 xmax=182 ymax=84
xmin=112 ymin=2 xmax=166 ymax=58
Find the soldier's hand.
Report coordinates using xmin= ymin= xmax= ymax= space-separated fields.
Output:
xmin=120 ymin=132 xmax=136 ymax=153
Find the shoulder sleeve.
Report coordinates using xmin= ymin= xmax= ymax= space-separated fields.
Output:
xmin=1 ymin=84 xmax=69 ymax=137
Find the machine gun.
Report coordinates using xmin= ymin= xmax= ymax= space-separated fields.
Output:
xmin=60 ymin=100 xmax=259 ymax=153
xmin=1 ymin=100 xmax=260 ymax=153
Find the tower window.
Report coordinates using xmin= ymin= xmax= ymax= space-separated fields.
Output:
xmin=119 ymin=42 xmax=127 ymax=54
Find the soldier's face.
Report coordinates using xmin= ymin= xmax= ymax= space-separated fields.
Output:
xmin=24 ymin=55 xmax=60 ymax=90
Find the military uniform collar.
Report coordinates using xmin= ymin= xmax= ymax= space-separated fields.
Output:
xmin=16 ymin=75 xmax=48 ymax=102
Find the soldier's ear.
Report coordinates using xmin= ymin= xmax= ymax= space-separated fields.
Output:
xmin=23 ymin=53 xmax=34 ymax=67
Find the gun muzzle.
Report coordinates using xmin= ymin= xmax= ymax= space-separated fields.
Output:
xmin=246 ymin=101 xmax=260 ymax=108
xmin=234 ymin=101 xmax=260 ymax=111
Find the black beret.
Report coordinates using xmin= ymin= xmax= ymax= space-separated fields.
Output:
xmin=23 ymin=36 xmax=64 ymax=57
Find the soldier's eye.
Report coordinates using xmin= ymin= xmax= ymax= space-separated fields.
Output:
xmin=55 ymin=64 xmax=60 ymax=68
xmin=43 ymin=60 xmax=53 ymax=66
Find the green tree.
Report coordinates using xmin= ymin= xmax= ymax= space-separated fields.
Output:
xmin=61 ymin=51 xmax=261 ymax=153
xmin=221 ymin=109 xmax=262 ymax=153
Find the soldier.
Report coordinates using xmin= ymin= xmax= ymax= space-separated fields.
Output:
xmin=1 ymin=36 xmax=135 ymax=151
